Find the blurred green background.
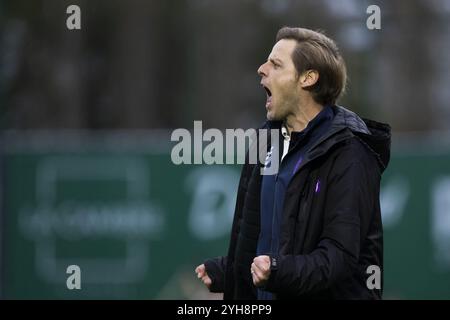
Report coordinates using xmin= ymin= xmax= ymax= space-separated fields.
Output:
xmin=1 ymin=0 xmax=450 ymax=299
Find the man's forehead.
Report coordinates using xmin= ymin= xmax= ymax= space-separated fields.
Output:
xmin=269 ymin=39 xmax=297 ymax=61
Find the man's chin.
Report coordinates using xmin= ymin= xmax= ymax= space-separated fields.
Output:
xmin=266 ymin=111 xmax=281 ymax=121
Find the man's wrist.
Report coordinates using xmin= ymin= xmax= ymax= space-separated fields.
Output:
xmin=262 ymin=255 xmax=279 ymax=292
xmin=270 ymin=256 xmax=278 ymax=272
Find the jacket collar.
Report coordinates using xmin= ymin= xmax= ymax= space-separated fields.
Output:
xmin=260 ymin=105 xmax=391 ymax=173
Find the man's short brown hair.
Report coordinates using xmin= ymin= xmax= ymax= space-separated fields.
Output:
xmin=276 ymin=27 xmax=347 ymax=106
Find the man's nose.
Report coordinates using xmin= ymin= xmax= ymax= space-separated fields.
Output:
xmin=257 ymin=63 xmax=267 ymax=77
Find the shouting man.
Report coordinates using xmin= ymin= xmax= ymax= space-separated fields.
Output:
xmin=195 ymin=27 xmax=391 ymax=299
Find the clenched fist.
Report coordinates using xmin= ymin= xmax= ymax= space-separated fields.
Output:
xmin=251 ymin=255 xmax=271 ymax=287
xmin=195 ymin=264 xmax=212 ymax=289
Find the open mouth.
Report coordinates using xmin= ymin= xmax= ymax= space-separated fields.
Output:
xmin=262 ymin=84 xmax=272 ymax=108
xmin=263 ymin=85 xmax=272 ymax=98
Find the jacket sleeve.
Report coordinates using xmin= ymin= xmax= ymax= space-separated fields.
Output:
xmin=265 ymin=157 xmax=379 ymax=296
xmin=202 ymin=143 xmax=260 ymax=295
xmin=204 ymin=256 xmax=228 ymax=293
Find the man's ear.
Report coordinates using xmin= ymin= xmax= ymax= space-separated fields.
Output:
xmin=299 ymin=70 xmax=319 ymax=89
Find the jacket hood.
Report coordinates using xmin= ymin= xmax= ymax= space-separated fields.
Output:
xmin=331 ymin=105 xmax=391 ymax=172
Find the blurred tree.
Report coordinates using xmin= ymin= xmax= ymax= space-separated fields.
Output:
xmin=0 ymin=0 xmax=449 ymax=132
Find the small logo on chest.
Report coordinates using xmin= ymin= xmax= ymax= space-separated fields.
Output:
xmin=314 ymin=179 xmax=321 ymax=193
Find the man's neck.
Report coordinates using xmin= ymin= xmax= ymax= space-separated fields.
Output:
xmin=284 ymin=100 xmax=324 ymax=135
